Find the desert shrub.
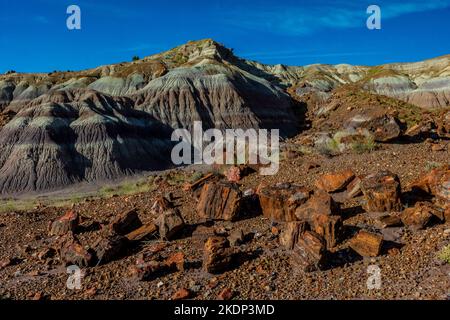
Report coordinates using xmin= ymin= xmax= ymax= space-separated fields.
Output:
xmin=351 ymin=136 xmax=377 ymax=154
xmin=438 ymin=245 xmax=450 ymax=264
xmin=132 ymin=56 xmax=140 ymax=61
xmin=425 ymin=161 xmax=442 ymax=172
xmin=316 ymin=138 xmax=340 ymax=157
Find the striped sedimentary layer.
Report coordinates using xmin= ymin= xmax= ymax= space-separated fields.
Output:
xmin=0 ymin=90 xmax=173 ymax=194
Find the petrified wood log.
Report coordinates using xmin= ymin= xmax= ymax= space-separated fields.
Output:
xmin=349 ymin=230 xmax=383 ymax=257
xmin=49 ymin=211 xmax=79 ymax=236
xmin=197 ymin=181 xmax=243 ymax=221
xmin=315 ymin=169 xmax=355 ymax=193
xmin=360 ymin=171 xmax=402 ymax=213
xmin=291 ymin=231 xmax=327 ymax=272
xmin=258 ymin=183 xmax=310 ymax=222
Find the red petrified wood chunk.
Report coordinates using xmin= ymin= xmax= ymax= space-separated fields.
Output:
xmin=315 ymin=169 xmax=355 ymax=193
xmin=50 ymin=211 xmax=80 ymax=236
xmin=349 ymin=230 xmax=383 ymax=257
xmin=360 ymin=171 xmax=402 ymax=213
xmin=197 ymin=181 xmax=243 ymax=221
xmin=258 ymin=183 xmax=310 ymax=222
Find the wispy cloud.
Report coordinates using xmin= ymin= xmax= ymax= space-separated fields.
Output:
xmin=219 ymin=0 xmax=450 ymax=36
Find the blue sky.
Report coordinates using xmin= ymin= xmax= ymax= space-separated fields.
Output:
xmin=1 ymin=0 xmax=450 ymax=73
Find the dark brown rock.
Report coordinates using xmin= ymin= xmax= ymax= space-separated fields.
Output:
xmin=164 ymin=252 xmax=185 ymax=271
xmin=151 ymin=196 xmax=173 ymax=215
xmin=197 ymin=181 xmax=243 ymax=221
xmin=291 ymin=231 xmax=327 ymax=272
xmin=258 ymin=183 xmax=310 ymax=222
xmin=94 ymin=234 xmax=128 ymax=265
xmin=401 ymin=202 xmax=439 ymax=230
xmin=360 ymin=171 xmax=402 ymax=213
xmin=154 ymin=208 xmax=185 ymax=240
xmin=130 ymin=260 xmax=166 ymax=281
xmin=228 ymin=229 xmax=245 ymax=246
xmin=49 ymin=211 xmax=79 ymax=236
xmin=217 ymin=288 xmax=234 ymax=300
xmin=377 ymin=214 xmax=403 ymax=228
xmin=279 ymin=221 xmax=309 ymax=250
xmin=409 ymin=165 xmax=449 ymax=203
xmin=125 ymin=223 xmax=158 ymax=241
xmin=310 ymin=214 xmax=343 ymax=250
xmin=109 ymin=209 xmax=142 ymax=236
xmin=203 ymin=237 xmax=235 ymax=274
xmin=60 ymin=236 xmax=93 ymax=267
xmin=349 ymin=230 xmax=383 ymax=257
xmin=172 ymin=288 xmax=191 ymax=300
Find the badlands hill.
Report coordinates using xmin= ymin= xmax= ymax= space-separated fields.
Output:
xmin=0 ymin=39 xmax=449 ymax=194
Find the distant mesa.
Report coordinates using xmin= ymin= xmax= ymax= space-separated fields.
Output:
xmin=0 ymin=39 xmax=449 ymax=194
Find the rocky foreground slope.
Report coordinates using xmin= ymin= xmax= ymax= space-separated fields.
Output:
xmin=0 ymin=39 xmax=449 ymax=195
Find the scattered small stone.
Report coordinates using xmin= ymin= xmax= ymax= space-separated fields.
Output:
xmin=164 ymin=252 xmax=185 ymax=271
xmin=217 ymin=288 xmax=234 ymax=300
xmin=228 ymin=229 xmax=244 ymax=246
xmin=172 ymin=288 xmax=191 ymax=300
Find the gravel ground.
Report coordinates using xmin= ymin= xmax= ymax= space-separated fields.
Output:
xmin=0 ymin=139 xmax=449 ymax=300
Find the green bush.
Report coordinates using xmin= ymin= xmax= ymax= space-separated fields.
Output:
xmin=438 ymin=245 xmax=450 ymax=264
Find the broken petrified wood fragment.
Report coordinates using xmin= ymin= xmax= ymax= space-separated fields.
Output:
xmin=203 ymin=236 xmax=235 ymax=274
xmin=94 ymin=234 xmax=128 ymax=265
xmin=291 ymin=231 xmax=327 ymax=272
xmin=401 ymin=202 xmax=439 ymax=231
xmin=197 ymin=181 xmax=243 ymax=221
xmin=346 ymin=175 xmax=364 ymax=199
xmin=151 ymin=196 xmax=173 ymax=215
xmin=154 ymin=208 xmax=185 ymax=241
xmin=258 ymin=183 xmax=310 ymax=222
xmin=164 ymin=252 xmax=185 ymax=272
xmin=295 ymin=190 xmax=339 ymax=221
xmin=60 ymin=235 xmax=92 ymax=267
xmin=310 ymin=214 xmax=343 ymax=250
xmin=360 ymin=171 xmax=402 ymax=213
xmin=109 ymin=209 xmax=142 ymax=236
xmin=130 ymin=260 xmax=166 ymax=281
xmin=315 ymin=169 xmax=355 ymax=193
xmin=279 ymin=221 xmax=309 ymax=250
xmin=125 ymin=223 xmax=158 ymax=242
xmin=349 ymin=230 xmax=383 ymax=257
xmin=49 ymin=211 xmax=79 ymax=236
xmin=377 ymin=214 xmax=403 ymax=228
xmin=409 ymin=165 xmax=449 ymax=199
